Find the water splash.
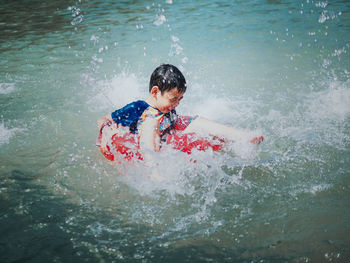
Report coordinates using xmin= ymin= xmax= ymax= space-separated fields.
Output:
xmin=87 ymin=73 xmax=146 ymax=112
xmin=153 ymin=14 xmax=166 ymax=26
xmin=307 ymin=80 xmax=350 ymax=122
xmin=0 ymin=83 xmax=16 ymax=94
xmin=1 ymin=0 xmax=350 ymax=261
xmin=0 ymin=121 xmax=25 ymax=146
xmin=68 ymin=5 xmax=84 ymax=26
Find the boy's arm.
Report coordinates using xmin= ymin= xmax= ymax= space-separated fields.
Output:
xmin=97 ymin=115 xmax=113 ymax=131
xmin=138 ymin=118 xmax=163 ymax=181
xmin=138 ymin=117 xmax=161 ymax=152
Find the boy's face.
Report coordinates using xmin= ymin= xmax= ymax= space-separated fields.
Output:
xmin=154 ymin=87 xmax=184 ymax=113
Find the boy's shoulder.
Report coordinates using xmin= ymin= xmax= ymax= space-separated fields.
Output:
xmin=111 ymin=100 xmax=149 ymax=127
xmin=125 ymin=100 xmax=149 ymax=110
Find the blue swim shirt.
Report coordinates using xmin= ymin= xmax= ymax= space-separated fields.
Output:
xmin=111 ymin=100 xmax=149 ymax=134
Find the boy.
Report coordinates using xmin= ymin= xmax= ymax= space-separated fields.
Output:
xmin=97 ymin=64 xmax=263 ymax=160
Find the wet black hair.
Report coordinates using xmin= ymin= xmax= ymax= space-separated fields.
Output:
xmin=149 ymin=64 xmax=187 ymax=94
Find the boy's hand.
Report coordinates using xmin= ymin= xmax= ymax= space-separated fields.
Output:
xmin=250 ymin=136 xmax=264 ymax=144
xmin=97 ymin=120 xmax=115 ymax=153
xmin=98 ymin=115 xmax=112 ymax=131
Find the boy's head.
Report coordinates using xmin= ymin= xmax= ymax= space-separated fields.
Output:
xmin=149 ymin=64 xmax=186 ymax=113
xmin=149 ymin=64 xmax=187 ymax=94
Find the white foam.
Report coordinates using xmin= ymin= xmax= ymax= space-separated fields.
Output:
xmin=291 ymin=183 xmax=331 ymax=196
xmin=0 ymin=122 xmax=24 ymax=145
xmin=309 ymin=184 xmax=331 ymax=194
xmin=0 ymin=83 xmax=16 ymax=95
xmin=119 ymin=150 xmax=196 ymax=197
xmin=228 ymin=137 xmax=262 ymax=161
xmin=116 ymin=142 xmax=253 ymax=199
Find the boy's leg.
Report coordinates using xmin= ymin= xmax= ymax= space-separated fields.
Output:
xmin=183 ymin=117 xmax=262 ymax=143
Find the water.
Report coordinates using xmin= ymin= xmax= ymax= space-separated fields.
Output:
xmin=1 ymin=0 xmax=350 ymax=262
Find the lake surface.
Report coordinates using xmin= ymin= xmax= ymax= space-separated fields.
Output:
xmin=1 ymin=0 xmax=350 ymax=262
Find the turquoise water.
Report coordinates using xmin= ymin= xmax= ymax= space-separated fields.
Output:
xmin=1 ymin=0 xmax=350 ymax=262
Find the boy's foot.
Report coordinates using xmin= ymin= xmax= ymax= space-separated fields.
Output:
xmin=250 ymin=136 xmax=264 ymax=144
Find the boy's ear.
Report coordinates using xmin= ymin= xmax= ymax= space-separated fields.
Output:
xmin=150 ymin=86 xmax=160 ymax=96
